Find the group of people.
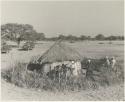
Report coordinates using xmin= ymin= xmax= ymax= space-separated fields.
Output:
xmin=105 ymin=56 xmax=116 ymax=68
xmin=40 ymin=56 xmax=117 ymax=82
xmin=48 ymin=61 xmax=82 ymax=82
xmin=86 ymin=56 xmax=116 ymax=69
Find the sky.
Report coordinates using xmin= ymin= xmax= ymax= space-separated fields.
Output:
xmin=1 ymin=0 xmax=124 ymax=37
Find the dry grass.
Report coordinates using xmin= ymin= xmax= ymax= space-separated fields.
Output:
xmin=1 ymin=58 xmax=124 ymax=92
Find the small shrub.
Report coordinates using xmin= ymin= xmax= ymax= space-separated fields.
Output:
xmin=98 ymin=42 xmax=104 ymax=44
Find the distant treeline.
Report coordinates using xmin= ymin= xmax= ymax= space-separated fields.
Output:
xmin=45 ymin=34 xmax=124 ymax=41
xmin=1 ymin=23 xmax=124 ymax=42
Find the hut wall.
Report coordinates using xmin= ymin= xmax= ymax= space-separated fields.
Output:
xmin=42 ymin=63 xmax=51 ymax=73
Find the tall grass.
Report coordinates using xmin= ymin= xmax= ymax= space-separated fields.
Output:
xmin=1 ymin=59 xmax=124 ymax=92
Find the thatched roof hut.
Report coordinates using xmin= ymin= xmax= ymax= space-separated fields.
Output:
xmin=30 ymin=40 xmax=83 ymax=64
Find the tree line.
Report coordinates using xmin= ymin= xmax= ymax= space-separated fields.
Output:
xmin=46 ymin=34 xmax=124 ymax=41
xmin=1 ymin=23 xmax=124 ymax=43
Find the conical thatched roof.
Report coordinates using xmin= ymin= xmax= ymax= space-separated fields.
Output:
xmin=31 ymin=40 xmax=83 ymax=64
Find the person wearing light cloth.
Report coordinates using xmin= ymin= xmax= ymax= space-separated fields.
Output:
xmin=105 ymin=56 xmax=110 ymax=67
xmin=71 ymin=61 xmax=82 ymax=76
xmin=111 ymin=57 xmax=116 ymax=69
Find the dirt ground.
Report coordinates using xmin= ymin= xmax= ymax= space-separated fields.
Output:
xmin=1 ymin=40 xmax=124 ymax=101
xmin=1 ymin=79 xmax=124 ymax=101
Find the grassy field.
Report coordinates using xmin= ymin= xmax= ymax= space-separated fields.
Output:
xmin=1 ymin=40 xmax=124 ymax=101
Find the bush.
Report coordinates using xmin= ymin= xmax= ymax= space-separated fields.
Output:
xmin=1 ymin=58 xmax=124 ymax=92
xmin=98 ymin=42 xmax=104 ymax=44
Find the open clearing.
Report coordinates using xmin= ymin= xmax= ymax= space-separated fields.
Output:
xmin=1 ymin=41 xmax=124 ymax=101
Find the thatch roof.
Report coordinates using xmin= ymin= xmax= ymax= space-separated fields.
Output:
xmin=31 ymin=40 xmax=83 ymax=64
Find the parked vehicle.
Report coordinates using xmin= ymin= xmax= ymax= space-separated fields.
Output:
xmin=21 ymin=41 xmax=35 ymax=50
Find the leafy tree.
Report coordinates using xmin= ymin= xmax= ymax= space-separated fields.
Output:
xmin=80 ymin=35 xmax=87 ymax=40
xmin=66 ymin=35 xmax=79 ymax=41
xmin=95 ymin=34 xmax=105 ymax=40
xmin=1 ymin=23 xmax=37 ymax=47
xmin=105 ymin=35 xmax=124 ymax=40
xmin=58 ymin=34 xmax=66 ymax=40
xmin=35 ymin=33 xmax=45 ymax=40
xmin=119 ymin=36 xmax=124 ymax=40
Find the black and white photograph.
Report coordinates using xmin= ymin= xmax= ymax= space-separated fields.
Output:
xmin=1 ymin=0 xmax=124 ymax=101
